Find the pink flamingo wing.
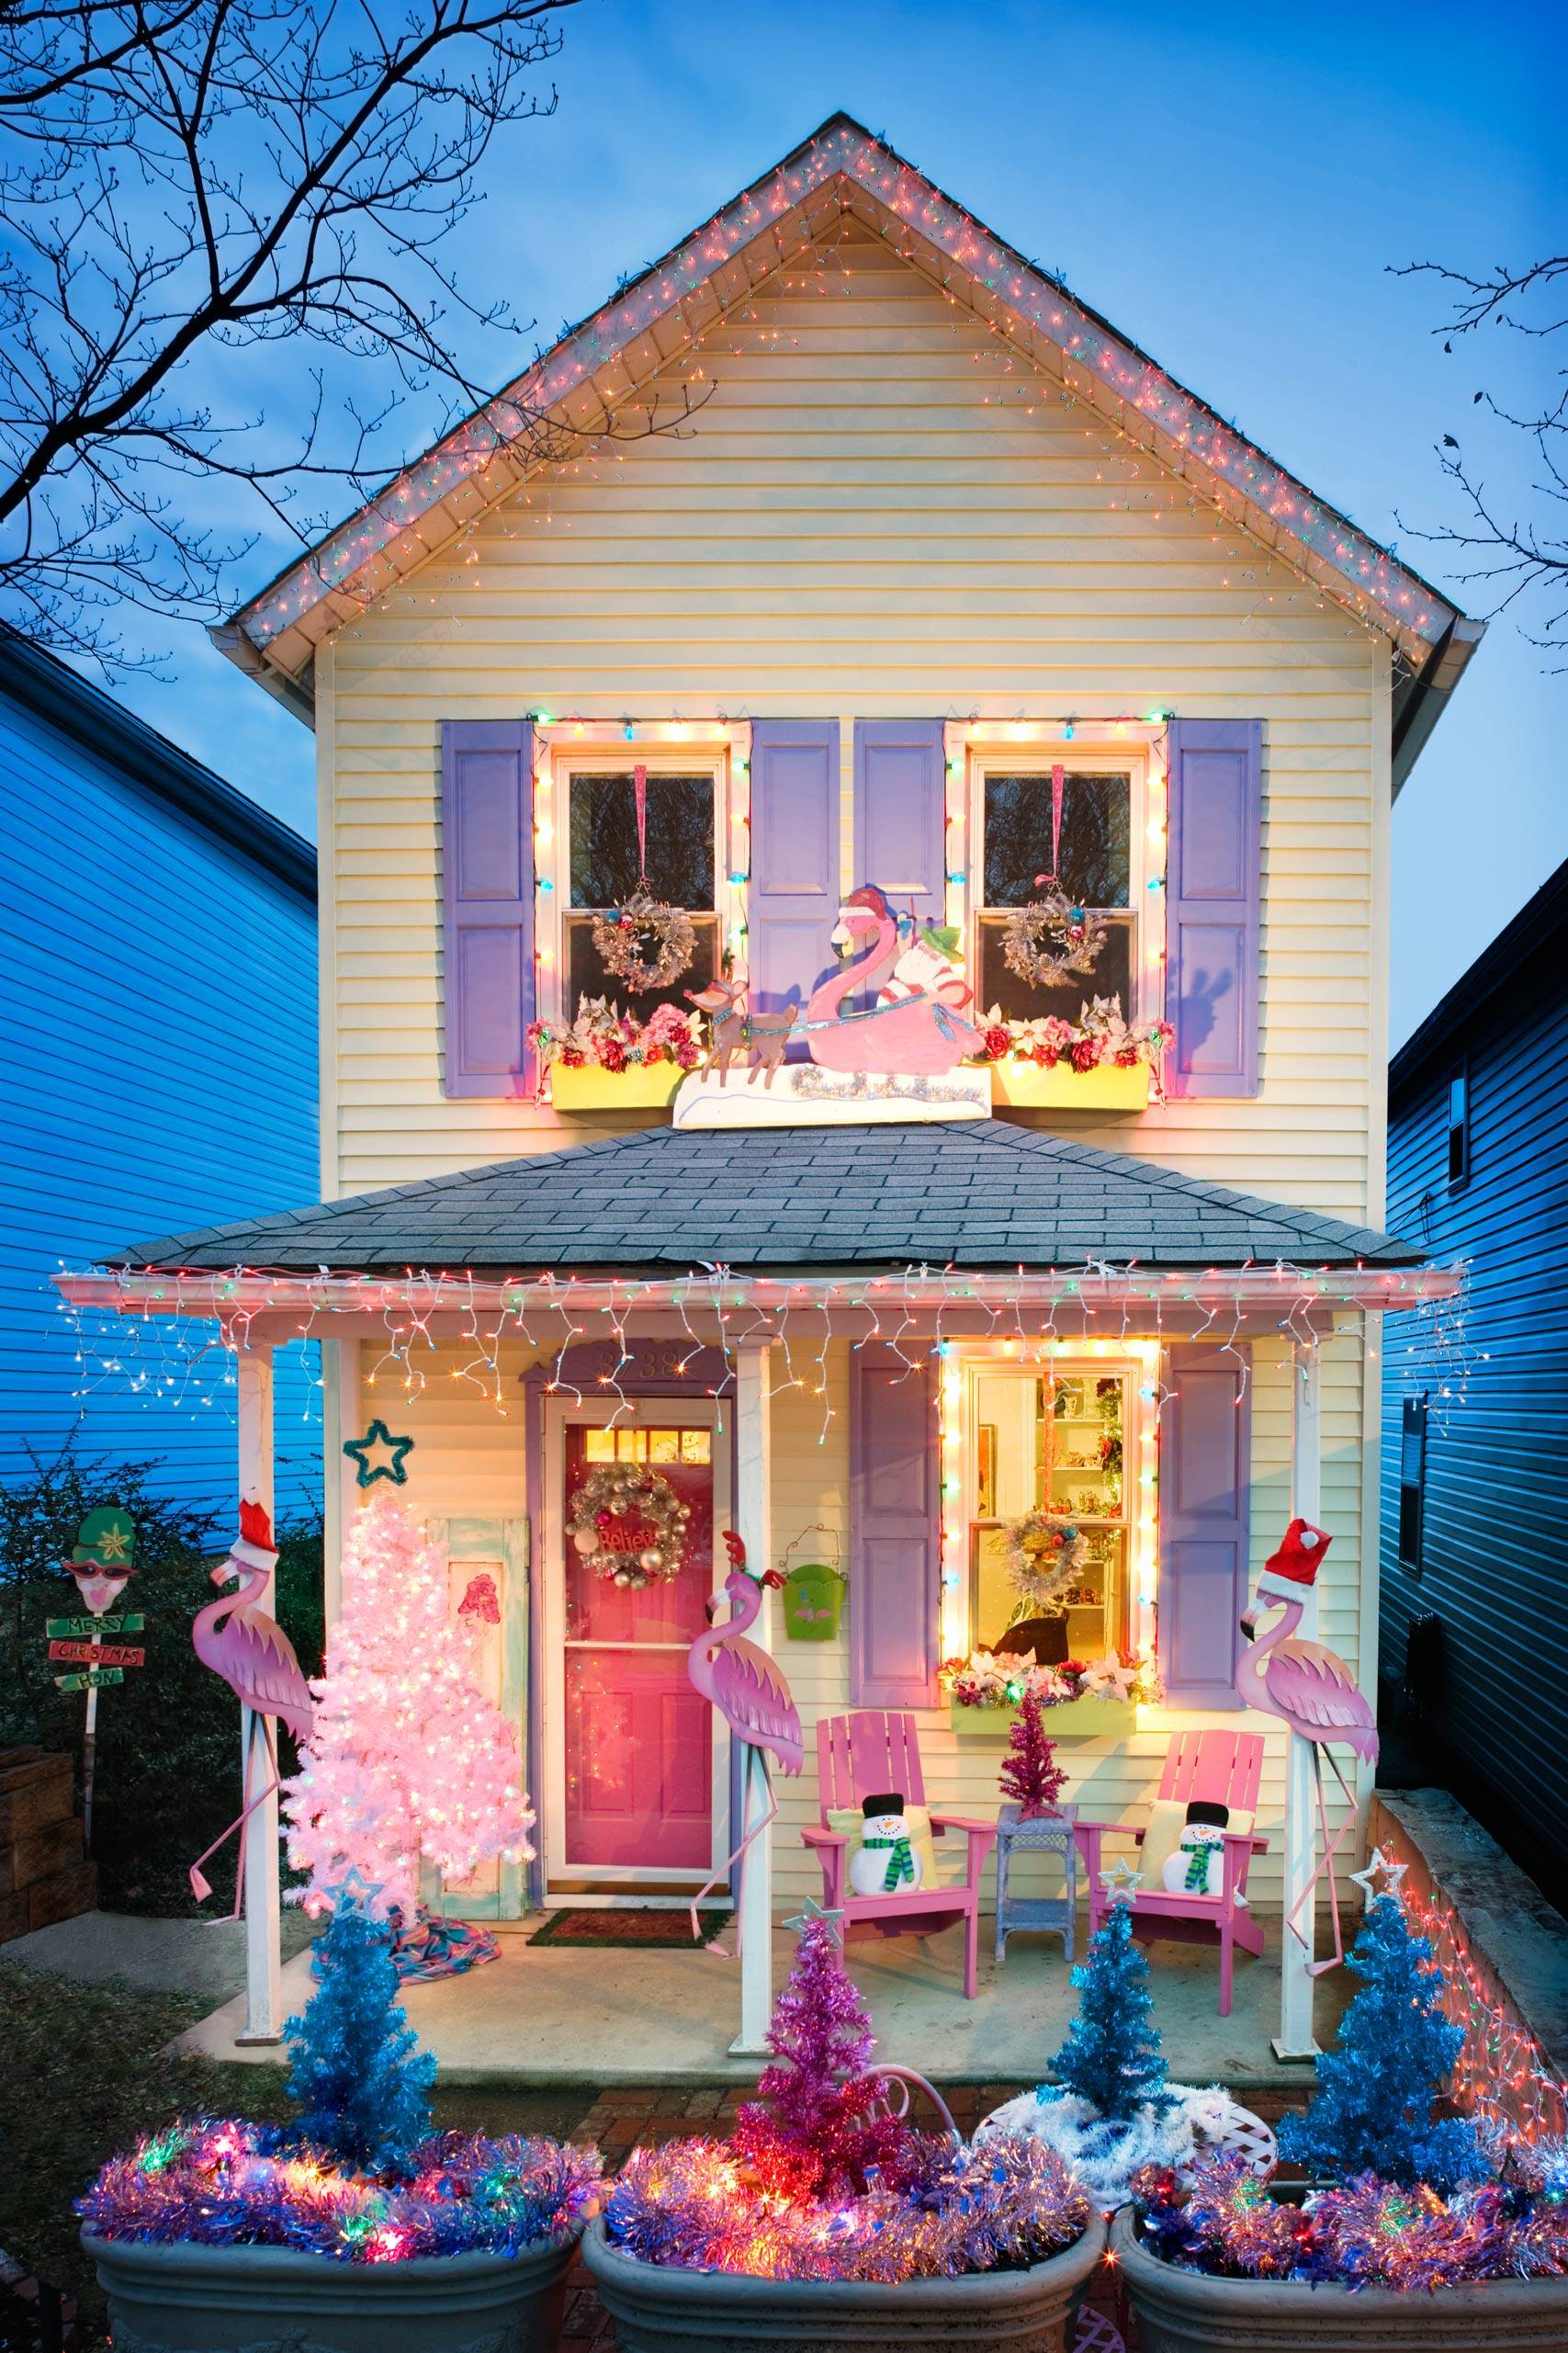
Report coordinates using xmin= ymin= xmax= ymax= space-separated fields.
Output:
xmin=222 ymin=1607 xmax=315 ymax=1736
xmin=1269 ymin=1642 xmax=1379 ymax=1754
xmin=714 ymin=1641 xmax=804 ymax=1771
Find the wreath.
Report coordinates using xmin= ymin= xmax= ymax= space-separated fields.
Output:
xmin=592 ymin=892 xmax=696 ymax=995
xmin=568 ymin=1464 xmax=691 ymax=1589
xmin=1004 ymin=1510 xmax=1089 ymax=1612
xmin=1001 ymin=889 xmax=1108 ymax=989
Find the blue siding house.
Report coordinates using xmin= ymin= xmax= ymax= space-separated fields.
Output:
xmin=1382 ymin=857 xmax=1568 ymax=1905
xmin=0 ymin=631 xmax=321 ymax=1517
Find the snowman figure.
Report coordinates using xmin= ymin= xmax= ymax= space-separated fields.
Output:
xmin=849 ymin=1792 xmax=923 ymax=1898
xmin=1161 ymin=1798 xmax=1231 ymax=1898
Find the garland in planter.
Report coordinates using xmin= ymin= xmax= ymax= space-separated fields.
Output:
xmin=943 ymin=1648 xmax=1160 ymax=1712
xmin=567 ymin=1464 xmax=690 ymax=1588
xmin=604 ymin=1901 xmax=1090 ymax=2281
xmin=976 ymin=995 xmax=1174 ymax=1074
xmin=527 ymin=996 xmax=704 ymax=1077
xmin=78 ymin=1899 xmax=602 ymax=2260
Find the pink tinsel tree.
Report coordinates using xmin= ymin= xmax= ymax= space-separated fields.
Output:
xmin=998 ymin=1689 xmax=1066 ymax=1819
xmin=731 ymin=1904 xmax=919 ymax=2200
xmin=283 ymin=1494 xmax=534 ymax=1920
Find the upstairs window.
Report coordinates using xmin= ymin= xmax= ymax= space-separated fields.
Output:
xmin=565 ymin=768 xmax=720 ymax=1015
xmin=976 ymin=764 xmax=1137 ymax=1020
xmin=1398 ymin=1394 xmax=1428 ymax=1575
xmin=1446 ymin=1066 xmax=1470 ymax=1191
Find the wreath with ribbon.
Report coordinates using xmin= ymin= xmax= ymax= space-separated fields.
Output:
xmin=590 ymin=764 xmax=697 ymax=994
xmin=1004 ymin=1510 xmax=1089 ymax=1612
xmin=568 ymin=1463 xmax=691 ymax=1589
xmin=1000 ymin=761 xmax=1107 ymax=989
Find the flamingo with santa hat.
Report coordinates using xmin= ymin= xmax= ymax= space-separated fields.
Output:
xmin=1238 ymin=1517 xmax=1378 ymax=1974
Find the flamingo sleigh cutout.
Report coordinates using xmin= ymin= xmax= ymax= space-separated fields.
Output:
xmin=804 ymin=885 xmax=985 ymax=1074
xmin=1236 ymin=1518 xmax=1379 ymax=1974
xmin=189 ymin=1499 xmax=314 ymax=1914
xmin=685 ymin=1530 xmax=803 ymax=1951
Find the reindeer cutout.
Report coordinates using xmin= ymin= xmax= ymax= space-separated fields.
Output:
xmin=686 ymin=968 xmax=795 ymax=1084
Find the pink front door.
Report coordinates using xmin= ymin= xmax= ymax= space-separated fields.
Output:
xmin=561 ymin=1421 xmax=717 ymax=1873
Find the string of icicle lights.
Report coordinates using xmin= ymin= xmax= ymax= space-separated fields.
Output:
xmin=56 ymin=1258 xmax=1470 ymax=1450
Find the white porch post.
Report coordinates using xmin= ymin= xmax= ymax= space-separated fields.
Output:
xmin=1274 ymin=1338 xmax=1322 ymax=2061
xmin=236 ymin=1341 xmax=283 ymax=2045
xmin=732 ymin=1336 xmax=774 ymax=2056
xmin=321 ymin=1336 xmax=360 ymax=1631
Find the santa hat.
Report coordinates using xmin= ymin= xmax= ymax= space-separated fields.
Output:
xmin=230 ymin=1497 xmax=278 ymax=1576
xmin=1258 ymin=1517 xmax=1333 ymax=1601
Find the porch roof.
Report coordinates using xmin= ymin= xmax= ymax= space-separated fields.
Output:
xmin=104 ymin=1119 xmax=1421 ymax=1279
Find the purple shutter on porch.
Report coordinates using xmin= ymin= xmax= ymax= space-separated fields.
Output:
xmin=850 ymin=1347 xmax=941 ymax=1709
xmin=1160 ymin=1345 xmax=1251 ymax=1710
xmin=1165 ymin=719 xmax=1262 ymax=1098
xmin=853 ymin=720 xmax=945 ymax=914
xmin=748 ymin=720 xmax=840 ymax=1016
xmin=441 ymin=719 xmax=535 ymax=1099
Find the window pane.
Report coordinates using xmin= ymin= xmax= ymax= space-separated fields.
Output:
xmin=569 ymin=773 xmax=716 ymax=910
xmin=566 ymin=912 xmax=720 ymax=1016
xmin=983 ymin=772 xmax=1131 ymax=909
xmin=977 ymin=913 xmax=1132 ymax=1021
xmin=1447 ymin=1070 xmax=1468 ymax=1186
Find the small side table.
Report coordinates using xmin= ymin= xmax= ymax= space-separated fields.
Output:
xmin=994 ymin=1802 xmax=1078 ymax=1963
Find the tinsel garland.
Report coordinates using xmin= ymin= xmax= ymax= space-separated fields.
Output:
xmin=1134 ymin=2147 xmax=1568 ymax=2291
xmin=978 ymin=2083 xmax=1261 ymax=2212
xmin=77 ymin=2121 xmax=603 ymax=2263
xmin=607 ymin=2131 xmax=1089 ymax=2282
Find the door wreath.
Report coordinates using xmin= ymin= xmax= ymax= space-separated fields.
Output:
xmin=569 ymin=1464 xmax=691 ymax=1589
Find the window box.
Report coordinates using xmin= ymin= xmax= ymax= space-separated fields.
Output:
xmin=950 ymin=1696 xmax=1138 ymax=1740
xmin=549 ymin=1062 xmax=686 ymax=1113
xmin=989 ymin=1060 xmax=1151 ymax=1111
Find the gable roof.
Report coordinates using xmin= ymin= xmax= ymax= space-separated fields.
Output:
xmin=218 ymin=111 xmax=1474 ymax=751
xmin=1391 ymin=853 xmax=1568 ymax=1101
xmin=107 ymin=1118 xmax=1420 ymax=1279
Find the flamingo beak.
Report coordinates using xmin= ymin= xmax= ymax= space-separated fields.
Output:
xmin=829 ymin=920 xmax=852 ymax=954
xmin=210 ymin=1563 xmax=237 ymax=1589
xmin=704 ymin=1594 xmax=721 ymax=1625
xmin=1239 ymin=1608 xmax=1258 ymax=1643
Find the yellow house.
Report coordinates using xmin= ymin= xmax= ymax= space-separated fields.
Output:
xmin=66 ymin=116 xmax=1472 ymax=2072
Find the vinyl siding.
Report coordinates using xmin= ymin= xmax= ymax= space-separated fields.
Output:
xmin=0 ymin=693 xmax=320 ymax=1515
xmin=1381 ymin=945 xmax=1568 ymax=1883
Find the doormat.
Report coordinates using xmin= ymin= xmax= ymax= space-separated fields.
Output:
xmin=529 ymin=1907 xmax=732 ymax=1949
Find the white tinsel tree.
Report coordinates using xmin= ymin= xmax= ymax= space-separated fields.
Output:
xmin=284 ymin=1493 xmax=534 ymax=1919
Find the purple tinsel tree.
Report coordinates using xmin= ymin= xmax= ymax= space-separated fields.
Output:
xmin=998 ymin=1689 xmax=1066 ymax=1819
xmin=731 ymin=1904 xmax=919 ymax=2200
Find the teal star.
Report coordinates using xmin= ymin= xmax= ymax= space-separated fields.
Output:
xmin=785 ymin=1896 xmax=845 ymax=1941
xmin=343 ymin=1419 xmax=415 ymax=1488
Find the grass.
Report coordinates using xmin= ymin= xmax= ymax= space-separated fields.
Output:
xmin=0 ymin=1959 xmax=595 ymax=2351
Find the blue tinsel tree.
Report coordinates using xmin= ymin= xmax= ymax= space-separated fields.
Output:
xmin=1278 ymin=1892 xmax=1487 ymax=2190
xmin=1052 ymin=1896 xmax=1170 ymax=2120
xmin=285 ymin=1899 xmax=436 ymax=2174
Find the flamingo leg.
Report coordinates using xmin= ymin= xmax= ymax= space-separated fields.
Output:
xmin=189 ymin=1717 xmax=279 ymax=1917
xmin=1283 ymin=1743 xmax=1359 ymax=1974
xmin=688 ymin=1747 xmax=776 ymax=1958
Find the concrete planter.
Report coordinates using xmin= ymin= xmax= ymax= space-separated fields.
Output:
xmin=1111 ymin=2206 xmax=1568 ymax=2349
xmin=582 ymin=2210 xmax=1107 ymax=2351
xmin=83 ymin=2224 xmax=579 ymax=2353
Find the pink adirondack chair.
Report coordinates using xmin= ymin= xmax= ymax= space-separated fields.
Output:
xmin=802 ymin=1712 xmax=997 ymax=1999
xmin=1074 ymin=1729 xmax=1269 ymax=2018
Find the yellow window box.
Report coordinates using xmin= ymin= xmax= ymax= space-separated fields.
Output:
xmin=548 ymin=1061 xmax=686 ymax=1112
xmin=989 ymin=1059 xmax=1151 ymax=1111
xmin=949 ymin=1695 xmax=1138 ymax=1740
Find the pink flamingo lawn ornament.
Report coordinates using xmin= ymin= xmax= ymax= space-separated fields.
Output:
xmin=1237 ymin=1518 xmax=1379 ymax=1975
xmin=685 ymin=1530 xmax=803 ymax=1949
xmin=188 ymin=1498 xmax=314 ymax=1913
xmin=805 ymin=885 xmax=985 ymax=1074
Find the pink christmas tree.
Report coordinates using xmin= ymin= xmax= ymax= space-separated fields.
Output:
xmin=998 ymin=1689 xmax=1066 ymax=1819
xmin=283 ymin=1494 xmax=534 ymax=1923
xmin=731 ymin=1903 xmax=918 ymax=2201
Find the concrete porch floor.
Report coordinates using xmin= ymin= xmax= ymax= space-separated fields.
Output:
xmin=179 ymin=1906 xmax=1348 ymax=2090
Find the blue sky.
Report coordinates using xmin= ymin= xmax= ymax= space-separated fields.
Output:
xmin=111 ymin=0 xmax=1558 ymax=1046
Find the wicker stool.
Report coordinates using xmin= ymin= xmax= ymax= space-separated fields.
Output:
xmin=994 ymin=1801 xmax=1078 ymax=1962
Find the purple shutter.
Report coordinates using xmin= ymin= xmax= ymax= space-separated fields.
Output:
xmin=1160 ymin=1345 xmax=1250 ymax=1709
xmin=1165 ymin=719 xmax=1262 ymax=1098
xmin=441 ymin=719 xmax=535 ymax=1099
xmin=850 ymin=1347 xmax=940 ymax=1709
xmin=853 ymin=720 xmax=945 ymax=914
xmin=748 ymin=720 xmax=840 ymax=1019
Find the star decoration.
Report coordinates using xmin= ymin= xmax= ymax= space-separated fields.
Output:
xmin=343 ymin=1420 xmax=415 ymax=1488
xmin=785 ymin=1897 xmax=845 ymax=1941
xmin=94 ymin=1521 xmax=132 ymax=1563
xmin=1100 ymin=1859 xmax=1144 ymax=1906
xmin=1350 ymin=1845 xmax=1408 ymax=1906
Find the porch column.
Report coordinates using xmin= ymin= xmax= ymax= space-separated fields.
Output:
xmin=321 ymin=1336 xmax=361 ymax=1630
xmin=237 ymin=1341 xmax=284 ymax=2045
xmin=1274 ymin=1338 xmax=1322 ymax=2062
xmin=732 ymin=1335 xmax=774 ymax=2056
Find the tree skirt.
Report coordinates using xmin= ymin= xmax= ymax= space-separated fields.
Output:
xmin=529 ymin=1907 xmax=733 ymax=1949
xmin=307 ymin=1904 xmax=498 ymax=1984
xmin=976 ymin=2083 xmax=1275 ymax=2211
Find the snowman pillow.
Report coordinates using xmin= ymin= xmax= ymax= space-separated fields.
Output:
xmin=828 ymin=1793 xmax=940 ymax=1897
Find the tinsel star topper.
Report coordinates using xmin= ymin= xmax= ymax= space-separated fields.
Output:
xmin=784 ymin=1897 xmax=845 ymax=1942
xmin=1349 ymin=1845 xmax=1408 ymax=1906
xmin=1100 ymin=1860 xmax=1143 ymax=1907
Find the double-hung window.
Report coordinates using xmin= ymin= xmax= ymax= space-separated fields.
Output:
xmin=974 ymin=758 xmax=1142 ymax=1021
xmin=562 ymin=764 xmax=722 ymax=1016
xmin=967 ymin=1361 xmax=1137 ymax=1660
